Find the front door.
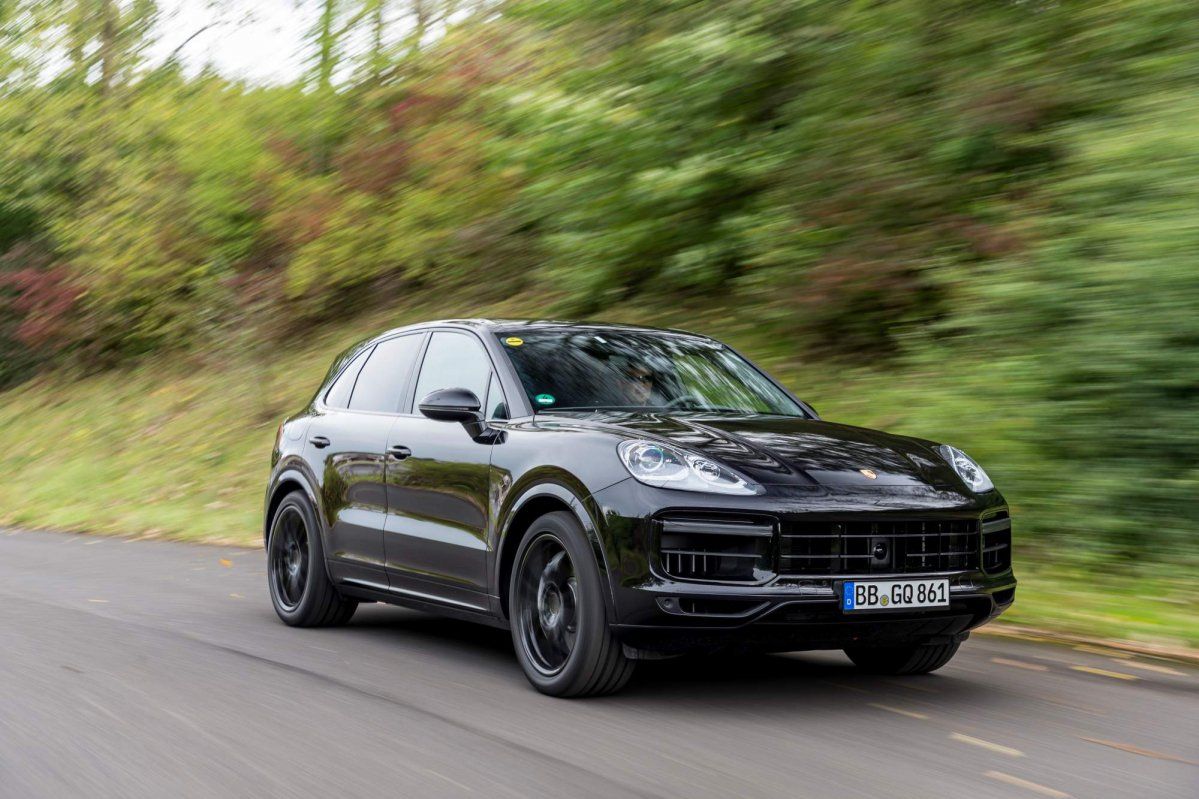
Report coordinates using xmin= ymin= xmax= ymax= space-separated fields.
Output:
xmin=383 ymin=330 xmax=500 ymax=609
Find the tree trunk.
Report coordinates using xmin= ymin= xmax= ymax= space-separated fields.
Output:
xmin=67 ymin=0 xmax=91 ymax=82
xmin=369 ymin=0 xmax=385 ymax=81
xmin=97 ymin=0 xmax=119 ymax=94
xmin=316 ymin=0 xmax=338 ymax=91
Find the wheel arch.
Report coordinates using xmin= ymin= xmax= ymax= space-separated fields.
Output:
xmin=494 ymin=483 xmax=614 ymax=621
xmin=264 ymin=468 xmax=321 ymax=549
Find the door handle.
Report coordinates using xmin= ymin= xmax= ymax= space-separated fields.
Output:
xmin=389 ymin=445 xmax=412 ymax=460
xmin=309 ymin=435 xmax=331 ymax=449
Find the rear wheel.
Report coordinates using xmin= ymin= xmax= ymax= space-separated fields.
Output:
xmin=844 ymin=640 xmax=960 ymax=675
xmin=267 ymin=491 xmax=357 ymax=627
xmin=509 ymin=511 xmax=634 ymax=697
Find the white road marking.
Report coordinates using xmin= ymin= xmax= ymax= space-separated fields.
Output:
xmin=1070 ymin=665 xmax=1138 ymax=681
xmin=984 ymin=770 xmax=1071 ymax=798
xmin=868 ymin=703 xmax=929 ymax=720
xmin=950 ymin=733 xmax=1023 ymax=757
xmin=991 ymin=656 xmax=1048 ymax=672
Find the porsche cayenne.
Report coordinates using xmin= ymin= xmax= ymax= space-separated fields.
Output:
xmin=264 ymin=320 xmax=1015 ymax=696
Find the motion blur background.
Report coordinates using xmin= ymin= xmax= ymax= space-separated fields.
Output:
xmin=0 ymin=0 xmax=1195 ymax=649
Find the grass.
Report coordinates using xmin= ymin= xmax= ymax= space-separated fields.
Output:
xmin=1 ymin=292 xmax=1194 ymax=649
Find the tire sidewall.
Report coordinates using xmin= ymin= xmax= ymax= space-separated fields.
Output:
xmin=267 ymin=491 xmax=329 ymax=625
xmin=509 ymin=511 xmax=612 ymax=695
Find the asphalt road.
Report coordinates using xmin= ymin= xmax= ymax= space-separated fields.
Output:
xmin=0 ymin=529 xmax=1195 ymax=799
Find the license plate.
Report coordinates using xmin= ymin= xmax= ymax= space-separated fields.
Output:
xmin=841 ymin=579 xmax=950 ymax=612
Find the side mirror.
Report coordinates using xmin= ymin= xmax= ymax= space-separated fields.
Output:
xmin=418 ymin=388 xmax=482 ymax=423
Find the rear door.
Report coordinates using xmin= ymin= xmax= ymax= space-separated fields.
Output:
xmin=383 ymin=330 xmax=501 ymax=609
xmin=307 ymin=333 xmax=425 ymax=586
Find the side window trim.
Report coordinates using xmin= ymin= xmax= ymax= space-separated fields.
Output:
xmin=397 ymin=330 xmax=432 ymax=415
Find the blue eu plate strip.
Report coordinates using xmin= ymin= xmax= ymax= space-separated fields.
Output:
xmin=842 ymin=582 xmax=856 ymax=610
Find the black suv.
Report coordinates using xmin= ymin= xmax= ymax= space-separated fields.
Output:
xmin=264 ymin=320 xmax=1015 ymax=696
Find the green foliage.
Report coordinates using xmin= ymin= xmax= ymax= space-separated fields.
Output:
xmin=0 ymin=0 xmax=1196 ymax=576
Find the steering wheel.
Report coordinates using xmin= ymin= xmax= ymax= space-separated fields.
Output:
xmin=664 ymin=394 xmax=702 ymax=410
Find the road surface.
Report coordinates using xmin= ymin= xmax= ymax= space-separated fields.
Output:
xmin=0 ymin=528 xmax=1194 ymax=798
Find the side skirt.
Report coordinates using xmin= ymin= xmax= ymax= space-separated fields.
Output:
xmin=337 ymin=577 xmax=510 ymax=631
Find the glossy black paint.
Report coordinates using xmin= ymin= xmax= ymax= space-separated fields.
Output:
xmin=266 ymin=320 xmax=1015 ymax=654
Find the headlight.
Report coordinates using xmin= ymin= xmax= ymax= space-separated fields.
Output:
xmin=938 ymin=445 xmax=994 ymax=493
xmin=617 ymin=440 xmax=761 ymax=495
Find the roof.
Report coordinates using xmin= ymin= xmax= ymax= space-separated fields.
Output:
xmin=372 ymin=318 xmax=713 ymax=341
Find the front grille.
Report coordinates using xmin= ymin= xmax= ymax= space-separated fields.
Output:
xmin=657 ymin=516 xmax=774 ymax=583
xmin=779 ymin=518 xmax=979 ymax=576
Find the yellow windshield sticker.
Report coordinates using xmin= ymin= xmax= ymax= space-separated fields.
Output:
xmin=505 ymin=336 xmax=524 ymax=347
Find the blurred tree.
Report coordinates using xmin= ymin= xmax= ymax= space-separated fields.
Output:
xmin=0 ymin=0 xmax=1195 ymax=566
xmin=59 ymin=0 xmax=159 ymax=93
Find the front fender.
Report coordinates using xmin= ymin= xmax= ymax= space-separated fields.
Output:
xmin=493 ymin=477 xmax=621 ymax=619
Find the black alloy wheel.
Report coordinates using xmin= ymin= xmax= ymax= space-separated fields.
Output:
xmin=516 ymin=535 xmax=580 ymax=676
xmin=509 ymin=511 xmax=634 ymax=697
xmin=269 ymin=505 xmax=309 ymax=611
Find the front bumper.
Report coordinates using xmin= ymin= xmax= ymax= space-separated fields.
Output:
xmin=586 ymin=478 xmax=1016 ymax=654
xmin=612 ymin=577 xmax=1016 ymax=654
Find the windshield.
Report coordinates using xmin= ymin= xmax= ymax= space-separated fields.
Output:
xmin=496 ymin=329 xmax=807 ymax=417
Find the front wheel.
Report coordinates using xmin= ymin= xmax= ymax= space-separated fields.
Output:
xmin=509 ymin=511 xmax=634 ymax=697
xmin=844 ymin=640 xmax=961 ymax=675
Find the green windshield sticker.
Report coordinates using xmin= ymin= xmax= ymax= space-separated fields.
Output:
xmin=534 ymin=393 xmax=556 ymax=406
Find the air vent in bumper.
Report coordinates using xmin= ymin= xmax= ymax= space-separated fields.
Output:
xmin=657 ymin=517 xmax=774 ymax=583
xmin=981 ymin=514 xmax=1012 ymax=573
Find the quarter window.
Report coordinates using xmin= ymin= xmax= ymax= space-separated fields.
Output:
xmin=324 ymin=345 xmax=372 ymax=409
xmin=348 ymin=334 xmax=423 ymax=413
xmin=412 ymin=332 xmax=492 ymax=408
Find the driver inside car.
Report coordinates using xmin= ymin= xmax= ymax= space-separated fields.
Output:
xmin=621 ymin=362 xmax=661 ymax=406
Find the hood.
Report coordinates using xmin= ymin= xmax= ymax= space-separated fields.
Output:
xmin=551 ymin=412 xmax=960 ymax=489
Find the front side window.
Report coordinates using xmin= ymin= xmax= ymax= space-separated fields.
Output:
xmin=412 ymin=332 xmax=493 ymax=407
xmin=496 ymin=329 xmax=806 ymax=416
xmin=348 ymin=334 xmax=423 ymax=413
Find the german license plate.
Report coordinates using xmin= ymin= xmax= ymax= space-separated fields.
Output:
xmin=841 ymin=579 xmax=949 ymax=612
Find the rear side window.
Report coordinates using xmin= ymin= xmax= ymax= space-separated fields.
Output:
xmin=323 ymin=346 xmax=373 ymax=409
xmin=412 ymin=332 xmax=492 ymax=407
xmin=348 ymin=334 xmax=423 ymax=413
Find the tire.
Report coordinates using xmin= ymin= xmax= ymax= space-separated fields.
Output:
xmin=844 ymin=640 xmax=961 ymax=675
xmin=267 ymin=490 xmax=357 ymax=627
xmin=508 ymin=511 xmax=634 ymax=697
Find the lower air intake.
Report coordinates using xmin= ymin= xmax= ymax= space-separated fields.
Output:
xmin=657 ymin=516 xmax=774 ymax=583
